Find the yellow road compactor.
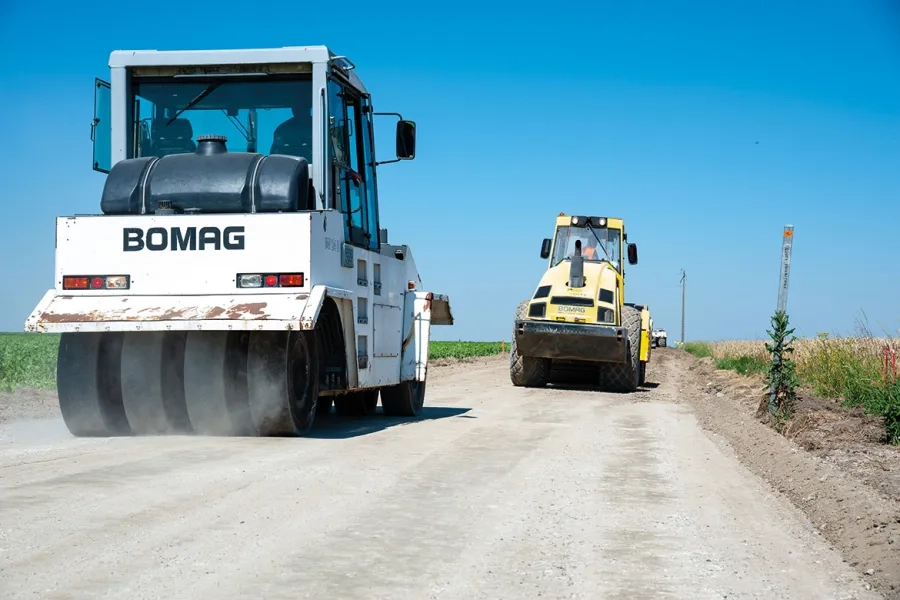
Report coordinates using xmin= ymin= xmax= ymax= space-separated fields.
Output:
xmin=510 ymin=214 xmax=652 ymax=392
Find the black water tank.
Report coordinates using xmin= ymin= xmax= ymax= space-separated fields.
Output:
xmin=100 ymin=134 xmax=311 ymax=215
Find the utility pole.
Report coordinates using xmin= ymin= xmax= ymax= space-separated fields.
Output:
xmin=679 ymin=269 xmax=686 ymax=344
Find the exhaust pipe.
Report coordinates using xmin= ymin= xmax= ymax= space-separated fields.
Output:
xmin=569 ymin=241 xmax=585 ymax=288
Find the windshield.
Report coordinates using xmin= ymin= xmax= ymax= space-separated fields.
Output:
xmin=551 ymin=225 xmax=621 ymax=269
xmin=131 ymin=76 xmax=314 ymax=162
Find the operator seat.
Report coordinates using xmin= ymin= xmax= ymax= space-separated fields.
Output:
xmin=270 ymin=106 xmax=313 ymax=162
xmin=153 ymin=118 xmax=196 ymax=157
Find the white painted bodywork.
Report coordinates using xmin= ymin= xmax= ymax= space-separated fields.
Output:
xmin=25 ymin=210 xmax=452 ymax=388
xmin=24 ymin=45 xmax=454 ymax=390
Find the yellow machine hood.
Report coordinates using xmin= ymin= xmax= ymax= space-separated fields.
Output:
xmin=526 ymin=259 xmax=620 ymax=324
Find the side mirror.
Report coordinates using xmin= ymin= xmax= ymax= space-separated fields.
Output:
xmin=627 ymin=243 xmax=638 ymax=265
xmin=396 ymin=120 xmax=416 ymax=159
xmin=540 ymin=238 xmax=552 ymax=259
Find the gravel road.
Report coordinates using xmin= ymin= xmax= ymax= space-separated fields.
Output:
xmin=0 ymin=351 xmax=883 ymax=600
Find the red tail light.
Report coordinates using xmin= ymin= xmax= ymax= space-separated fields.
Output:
xmin=63 ymin=275 xmax=130 ymax=290
xmin=63 ymin=277 xmax=89 ymax=290
xmin=279 ymin=274 xmax=303 ymax=287
xmin=237 ymin=272 xmax=305 ymax=289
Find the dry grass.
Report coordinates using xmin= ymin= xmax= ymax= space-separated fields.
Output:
xmin=708 ymin=335 xmax=898 ymax=398
xmin=688 ymin=332 xmax=899 ymax=445
xmin=708 ymin=336 xmax=896 ymax=380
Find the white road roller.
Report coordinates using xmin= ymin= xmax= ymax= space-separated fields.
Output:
xmin=24 ymin=45 xmax=454 ymax=437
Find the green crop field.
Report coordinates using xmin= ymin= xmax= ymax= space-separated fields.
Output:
xmin=0 ymin=333 xmax=505 ymax=393
xmin=429 ymin=341 xmax=506 ymax=360
xmin=0 ymin=333 xmax=60 ymax=392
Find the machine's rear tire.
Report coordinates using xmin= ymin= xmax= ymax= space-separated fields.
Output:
xmin=120 ymin=332 xmax=192 ymax=435
xmin=247 ymin=330 xmax=320 ymax=436
xmin=660 ymin=337 xmax=667 ymax=348
xmin=316 ymin=396 xmax=334 ymax=417
xmin=57 ymin=332 xmax=131 ymax=437
xmin=509 ymin=301 xmax=549 ymax=388
xmin=604 ymin=305 xmax=642 ymax=393
xmin=381 ymin=379 xmax=425 ymax=417
xmin=334 ymin=389 xmax=379 ymax=416
xmin=184 ymin=331 xmax=254 ymax=436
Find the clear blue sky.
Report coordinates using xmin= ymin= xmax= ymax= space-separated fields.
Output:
xmin=1 ymin=1 xmax=898 ymax=342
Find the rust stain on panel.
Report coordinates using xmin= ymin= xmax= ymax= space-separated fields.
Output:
xmin=37 ymin=300 xmax=274 ymax=324
xmin=40 ymin=312 xmax=100 ymax=324
xmin=225 ymin=302 xmax=268 ymax=320
xmin=158 ymin=308 xmax=190 ymax=320
xmin=204 ymin=306 xmax=227 ymax=319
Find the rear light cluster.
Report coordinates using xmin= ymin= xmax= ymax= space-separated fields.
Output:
xmin=237 ymin=272 xmax=305 ymax=289
xmin=63 ymin=275 xmax=130 ymax=290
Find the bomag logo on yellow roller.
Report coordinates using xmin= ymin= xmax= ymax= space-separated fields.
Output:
xmin=557 ymin=305 xmax=587 ymax=313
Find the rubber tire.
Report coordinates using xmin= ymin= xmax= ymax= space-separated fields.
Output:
xmin=660 ymin=338 xmax=667 ymax=347
xmin=184 ymin=331 xmax=254 ymax=436
xmin=604 ymin=305 xmax=642 ymax=393
xmin=57 ymin=332 xmax=131 ymax=437
xmin=509 ymin=300 xmax=549 ymax=388
xmin=334 ymin=389 xmax=379 ymax=417
xmin=381 ymin=379 xmax=425 ymax=417
xmin=120 ymin=331 xmax=192 ymax=435
xmin=247 ymin=330 xmax=320 ymax=436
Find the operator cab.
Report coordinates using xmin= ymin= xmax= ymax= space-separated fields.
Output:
xmin=90 ymin=46 xmax=417 ymax=252
xmin=539 ymin=214 xmax=639 ymax=273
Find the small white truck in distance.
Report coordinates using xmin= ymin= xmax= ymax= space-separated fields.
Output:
xmin=24 ymin=45 xmax=454 ymax=438
xmin=652 ymin=328 xmax=668 ymax=348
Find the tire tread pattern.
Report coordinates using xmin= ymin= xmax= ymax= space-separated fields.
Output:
xmin=604 ymin=305 xmax=642 ymax=393
xmin=509 ymin=301 xmax=549 ymax=387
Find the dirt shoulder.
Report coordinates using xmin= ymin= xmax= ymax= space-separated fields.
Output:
xmin=657 ymin=348 xmax=900 ymax=599
xmin=0 ymin=387 xmax=60 ymax=425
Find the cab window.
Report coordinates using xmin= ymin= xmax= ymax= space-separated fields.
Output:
xmin=129 ymin=77 xmax=314 ymax=162
xmin=327 ymin=76 xmax=379 ymax=250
